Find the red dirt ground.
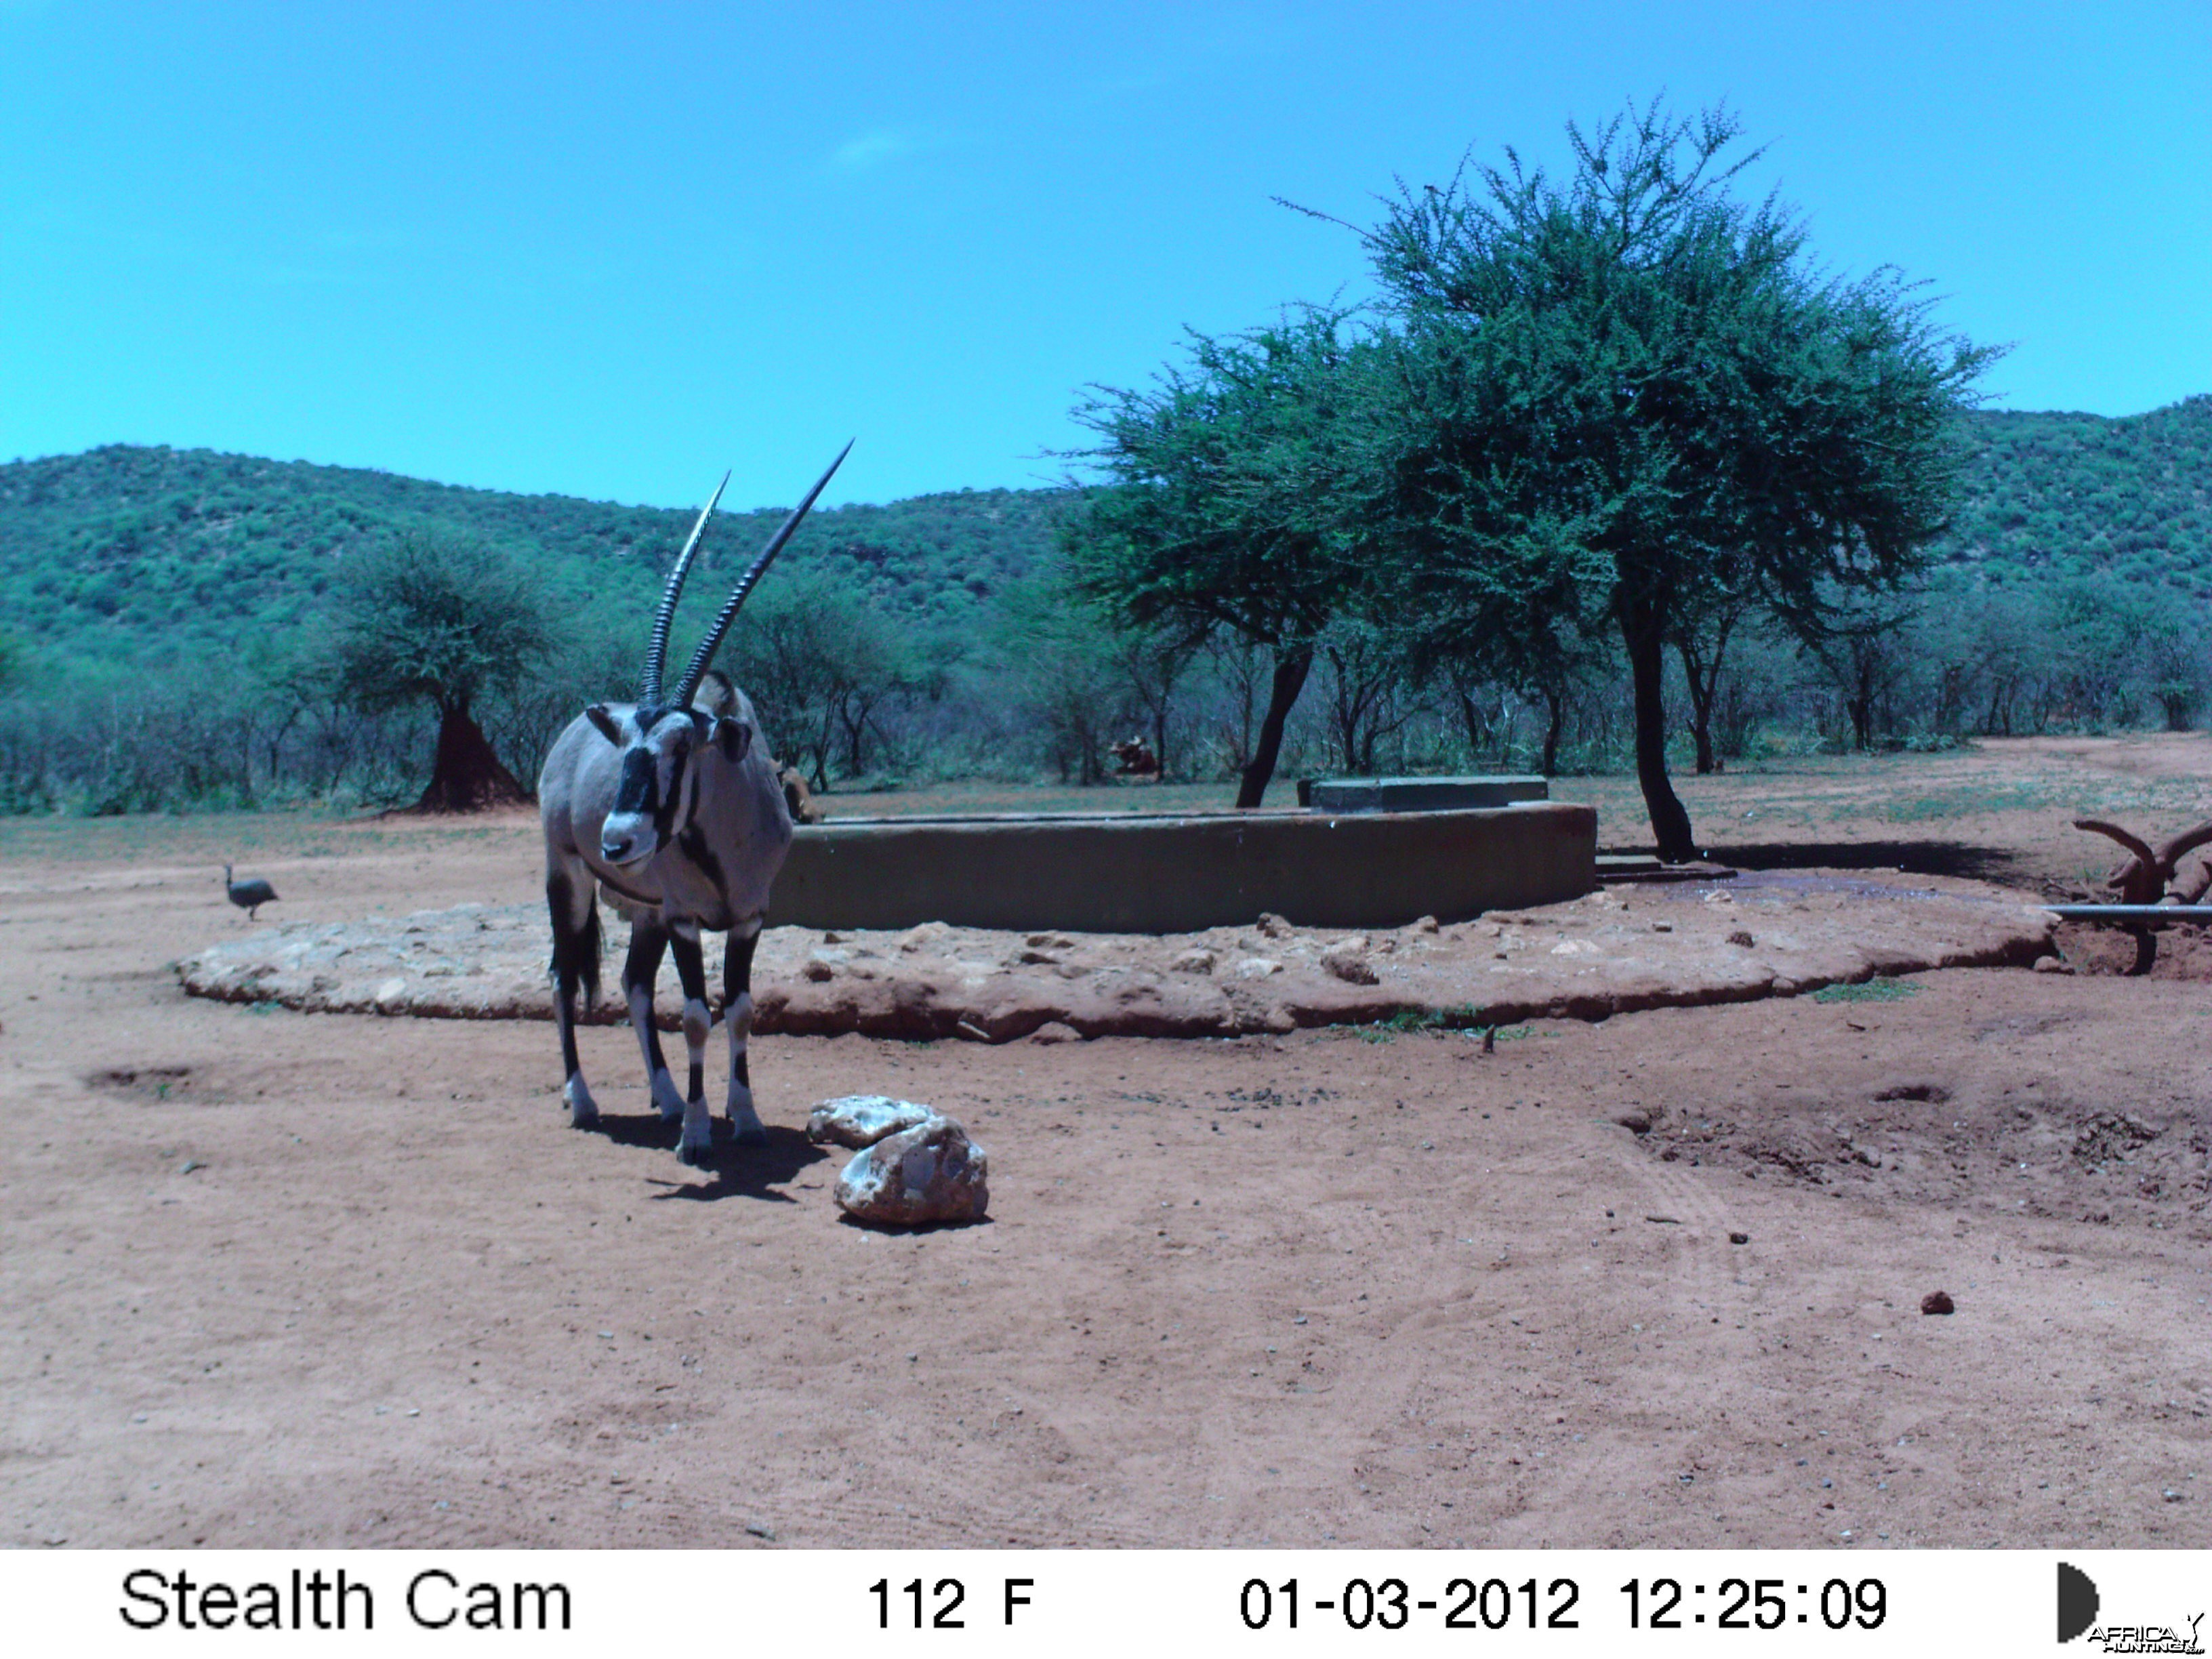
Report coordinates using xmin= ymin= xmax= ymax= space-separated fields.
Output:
xmin=3 ymin=737 xmax=2209 ymax=1549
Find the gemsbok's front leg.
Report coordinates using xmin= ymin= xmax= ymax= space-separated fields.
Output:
xmin=723 ymin=920 xmax=766 ymax=1145
xmin=621 ymin=919 xmax=686 ymax=1124
xmin=546 ymin=862 xmax=602 ymax=1128
xmin=668 ymin=923 xmax=716 ymax=1167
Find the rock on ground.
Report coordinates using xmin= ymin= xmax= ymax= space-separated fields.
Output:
xmin=834 ymin=1118 xmax=989 ymax=1227
xmin=806 ymin=1094 xmax=937 ymax=1149
xmin=176 ymin=871 xmax=2058 ymax=1040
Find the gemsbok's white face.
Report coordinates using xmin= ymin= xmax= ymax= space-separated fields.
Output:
xmin=583 ymin=701 xmax=752 ymax=869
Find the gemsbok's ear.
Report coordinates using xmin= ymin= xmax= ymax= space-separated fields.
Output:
xmin=585 ymin=704 xmax=623 ymax=745
xmin=714 ymin=718 xmax=753 ymax=761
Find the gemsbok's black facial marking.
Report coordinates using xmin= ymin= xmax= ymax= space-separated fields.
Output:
xmin=654 ymin=745 xmax=690 ymax=844
xmin=614 ymin=747 xmax=659 ymax=818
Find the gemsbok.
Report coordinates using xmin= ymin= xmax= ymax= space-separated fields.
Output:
xmin=537 ymin=445 xmax=848 ymax=1165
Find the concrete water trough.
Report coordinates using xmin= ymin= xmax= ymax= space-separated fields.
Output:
xmin=767 ymin=800 xmax=1597 ymax=934
xmin=1299 ymin=774 xmax=1550 ymax=812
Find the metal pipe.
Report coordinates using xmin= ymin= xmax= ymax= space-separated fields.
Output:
xmin=2043 ymin=905 xmax=2212 ymax=922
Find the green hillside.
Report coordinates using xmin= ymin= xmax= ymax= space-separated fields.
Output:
xmin=3 ymin=395 xmax=2209 ymax=674
xmin=1938 ymin=395 xmax=2212 ymax=592
xmin=0 ymin=445 xmax=1069 ymax=672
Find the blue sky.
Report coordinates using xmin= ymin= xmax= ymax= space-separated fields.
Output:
xmin=3 ymin=1 xmax=2206 ymax=511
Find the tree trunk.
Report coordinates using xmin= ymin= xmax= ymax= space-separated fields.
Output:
xmin=411 ymin=699 xmax=529 ymax=813
xmin=1540 ymin=682 xmax=1564 ymax=777
xmin=840 ymin=698 xmax=868 ymax=778
xmin=808 ymin=708 xmax=834 ymax=791
xmin=1849 ymin=659 xmax=1876 ymax=751
xmin=1452 ymin=684 xmax=1490 ymax=758
xmin=1235 ymin=648 xmax=1313 ymax=808
xmin=1677 ymin=640 xmax=1718 ymax=775
xmin=1620 ymin=596 xmax=1698 ymax=862
xmin=264 ymin=707 xmax=300 ymax=784
xmin=1080 ymin=710 xmax=1106 ymax=785
xmin=1675 ymin=612 xmax=1736 ymax=777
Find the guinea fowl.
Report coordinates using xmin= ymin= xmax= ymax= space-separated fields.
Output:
xmin=223 ymin=863 xmax=279 ymax=920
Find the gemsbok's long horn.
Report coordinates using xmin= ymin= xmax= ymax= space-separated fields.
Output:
xmin=641 ymin=472 xmax=731 ymax=706
xmin=672 ymin=441 xmax=853 ymax=708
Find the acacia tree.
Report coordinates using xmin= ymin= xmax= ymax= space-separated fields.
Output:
xmin=1317 ymin=617 xmax=1424 ymax=775
xmin=2142 ymin=613 xmax=2207 ymax=732
xmin=1063 ymin=308 xmax=1378 ymax=806
xmin=1101 ymin=615 xmax=1205 ymax=781
xmin=991 ymin=576 xmax=1128 ymax=785
xmin=333 ymin=533 xmax=550 ymax=811
xmin=1803 ymin=586 xmax=1921 ymax=750
xmin=1359 ymin=100 xmax=1993 ymax=859
xmin=724 ymin=577 xmax=918 ymax=788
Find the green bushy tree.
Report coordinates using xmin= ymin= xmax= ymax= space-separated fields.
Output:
xmin=332 ymin=534 xmax=550 ymax=811
xmin=722 ymin=577 xmax=922 ymax=789
xmin=1358 ymin=100 xmax=1995 ymax=858
xmin=1062 ymin=308 xmax=1382 ymax=806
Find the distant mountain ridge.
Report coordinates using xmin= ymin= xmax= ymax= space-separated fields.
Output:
xmin=0 ymin=444 xmax=1068 ymax=670
xmin=4 ymin=395 xmax=2208 ymax=670
xmin=1939 ymin=396 xmax=2212 ymax=592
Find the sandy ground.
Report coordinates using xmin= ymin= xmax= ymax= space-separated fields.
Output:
xmin=4 ymin=737 xmax=2211 ymax=1550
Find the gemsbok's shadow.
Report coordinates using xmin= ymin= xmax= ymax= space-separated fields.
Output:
xmin=598 ymin=1121 xmax=832 ymax=1204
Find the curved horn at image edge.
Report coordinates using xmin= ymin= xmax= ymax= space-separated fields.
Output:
xmin=674 ymin=441 xmax=853 ymax=707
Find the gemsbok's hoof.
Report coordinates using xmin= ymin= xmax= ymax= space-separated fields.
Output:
xmin=676 ymin=1139 xmax=716 ymax=1168
xmin=565 ymin=1079 xmax=600 ymax=1129
xmin=650 ymin=1077 xmax=687 ymax=1124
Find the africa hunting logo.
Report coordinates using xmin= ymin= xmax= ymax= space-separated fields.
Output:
xmin=2060 ymin=1563 xmax=2205 ymax=1652
xmin=2081 ymin=1619 xmax=2205 ymax=1656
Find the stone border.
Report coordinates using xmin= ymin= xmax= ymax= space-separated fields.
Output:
xmin=178 ymin=874 xmax=2057 ymax=1041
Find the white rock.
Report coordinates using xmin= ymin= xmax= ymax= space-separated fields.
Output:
xmin=805 ymin=1094 xmax=937 ymax=1149
xmin=1233 ymin=958 xmax=1282 ymax=980
xmin=835 ymin=1118 xmax=989 ymax=1226
xmin=1169 ymin=947 xmax=1217 ymax=975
